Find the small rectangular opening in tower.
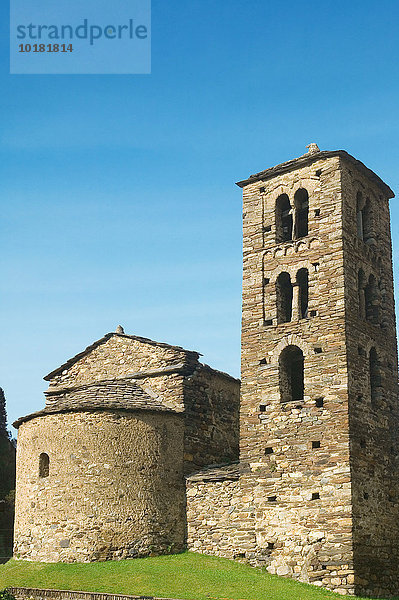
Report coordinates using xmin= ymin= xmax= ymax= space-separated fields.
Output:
xmin=267 ymin=542 xmax=275 ymax=550
xmin=360 ymin=439 xmax=366 ymax=448
xmin=259 ymin=405 xmax=266 ymax=412
xmin=263 ymin=225 xmax=272 ymax=232
xmin=315 ymin=397 xmax=324 ymax=407
xmin=259 ymin=358 xmax=267 ymax=365
xmin=310 ymin=310 xmax=317 ymax=317
xmin=264 ymin=277 xmax=270 ymax=285
xmin=264 ymin=319 xmax=273 ymax=326
xmin=311 ymin=492 xmax=320 ymax=500
xmin=315 ymin=169 xmax=322 ymax=177
xmin=259 ymin=187 xmax=265 ymax=193
xmin=314 ymin=209 xmax=321 ymax=217
xmin=267 ymin=495 xmax=277 ymax=502
xmin=312 ymin=441 xmax=321 ymax=449
xmin=265 ymin=447 xmax=274 ymax=455
xmin=363 ymin=492 xmax=369 ymax=500
xmin=314 ymin=347 xmax=323 ymax=354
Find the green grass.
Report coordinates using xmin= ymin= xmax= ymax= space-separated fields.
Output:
xmin=0 ymin=552 xmax=394 ymax=600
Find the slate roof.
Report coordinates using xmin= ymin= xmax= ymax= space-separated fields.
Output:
xmin=13 ymin=379 xmax=181 ymax=429
xmin=236 ymin=149 xmax=395 ymax=197
xmin=44 ymin=332 xmax=201 ymax=381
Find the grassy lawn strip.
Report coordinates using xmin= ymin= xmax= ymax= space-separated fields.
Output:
xmin=0 ymin=552 xmax=395 ymax=600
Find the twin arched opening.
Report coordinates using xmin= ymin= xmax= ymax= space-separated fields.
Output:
xmin=275 ymin=189 xmax=309 ymax=244
xmin=278 ymin=344 xmax=382 ymax=405
xmin=358 ymin=269 xmax=380 ymax=324
xmin=276 ymin=268 xmax=309 ymax=324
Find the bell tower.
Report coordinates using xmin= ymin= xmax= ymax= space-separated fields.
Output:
xmin=236 ymin=146 xmax=399 ymax=596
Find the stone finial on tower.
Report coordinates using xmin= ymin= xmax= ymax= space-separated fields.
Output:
xmin=115 ymin=325 xmax=125 ymax=334
xmin=306 ymin=142 xmax=320 ymax=154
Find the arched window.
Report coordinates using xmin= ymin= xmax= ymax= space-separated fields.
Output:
xmin=362 ymin=198 xmax=373 ymax=242
xmin=39 ymin=453 xmax=49 ymax=478
xmin=358 ymin=269 xmax=366 ymax=319
xmin=369 ymin=348 xmax=381 ymax=405
xmin=356 ymin=192 xmax=373 ymax=242
xmin=276 ymin=272 xmax=293 ymax=323
xmin=356 ymin=192 xmax=365 ymax=240
xmin=275 ymin=194 xmax=293 ymax=243
xmin=294 ymin=188 xmax=309 ymax=239
xmin=296 ymin=268 xmax=309 ymax=319
xmin=365 ymin=275 xmax=379 ymax=324
xmin=279 ymin=345 xmax=304 ymax=403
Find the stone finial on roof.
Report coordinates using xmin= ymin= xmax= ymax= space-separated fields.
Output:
xmin=115 ymin=325 xmax=125 ymax=334
xmin=306 ymin=143 xmax=320 ymax=154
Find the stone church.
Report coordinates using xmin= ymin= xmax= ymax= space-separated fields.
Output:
xmin=13 ymin=146 xmax=399 ymax=597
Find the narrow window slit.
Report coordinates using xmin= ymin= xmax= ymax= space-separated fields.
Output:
xmin=39 ymin=453 xmax=50 ymax=478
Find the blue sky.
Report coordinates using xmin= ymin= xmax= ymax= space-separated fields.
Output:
xmin=2 ymin=0 xmax=399 ymax=430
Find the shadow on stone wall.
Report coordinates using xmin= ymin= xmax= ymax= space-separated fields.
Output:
xmin=0 ymin=435 xmax=16 ymax=562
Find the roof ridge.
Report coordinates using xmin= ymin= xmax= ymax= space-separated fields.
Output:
xmin=236 ymin=149 xmax=394 ymax=197
xmin=44 ymin=333 xmax=201 ymax=381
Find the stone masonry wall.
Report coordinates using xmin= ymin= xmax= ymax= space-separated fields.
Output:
xmin=186 ymin=153 xmax=399 ymax=597
xmin=341 ymin=162 xmax=399 ymax=597
xmin=183 ymin=368 xmax=240 ymax=472
xmin=14 ymin=410 xmax=185 ymax=562
xmin=186 ymin=465 xmax=254 ymax=559
xmin=44 ymin=335 xmax=240 ymax=476
xmin=14 ymin=332 xmax=241 ymax=563
xmin=238 ymin=156 xmax=355 ymax=594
